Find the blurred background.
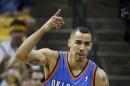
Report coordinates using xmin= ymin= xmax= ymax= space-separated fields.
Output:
xmin=0 ymin=0 xmax=130 ymax=86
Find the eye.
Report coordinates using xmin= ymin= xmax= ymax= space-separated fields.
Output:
xmin=75 ymin=41 xmax=82 ymax=45
xmin=84 ymin=42 xmax=92 ymax=46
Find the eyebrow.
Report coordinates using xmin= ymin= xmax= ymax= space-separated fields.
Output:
xmin=75 ymin=40 xmax=81 ymax=42
xmin=75 ymin=40 xmax=92 ymax=43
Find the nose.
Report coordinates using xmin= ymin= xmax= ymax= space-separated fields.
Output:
xmin=79 ymin=44 xmax=85 ymax=52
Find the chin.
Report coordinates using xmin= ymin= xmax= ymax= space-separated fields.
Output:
xmin=76 ymin=59 xmax=84 ymax=62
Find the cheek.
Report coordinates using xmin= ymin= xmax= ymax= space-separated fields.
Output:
xmin=86 ymin=46 xmax=92 ymax=51
xmin=70 ymin=45 xmax=78 ymax=53
xmin=72 ymin=45 xmax=79 ymax=50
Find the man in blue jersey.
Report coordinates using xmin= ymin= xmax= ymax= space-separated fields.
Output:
xmin=16 ymin=9 xmax=109 ymax=86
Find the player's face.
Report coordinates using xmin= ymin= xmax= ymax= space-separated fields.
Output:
xmin=68 ymin=31 xmax=92 ymax=62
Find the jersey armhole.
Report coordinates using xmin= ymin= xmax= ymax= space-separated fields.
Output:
xmin=41 ymin=51 xmax=61 ymax=84
xmin=92 ymin=65 xmax=97 ymax=86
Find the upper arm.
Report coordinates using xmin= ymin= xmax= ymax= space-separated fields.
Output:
xmin=25 ymin=49 xmax=47 ymax=65
xmin=19 ymin=48 xmax=59 ymax=66
xmin=95 ymin=68 xmax=109 ymax=86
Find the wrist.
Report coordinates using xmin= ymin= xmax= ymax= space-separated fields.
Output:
xmin=41 ymin=24 xmax=52 ymax=32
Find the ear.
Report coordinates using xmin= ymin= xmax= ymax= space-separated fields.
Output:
xmin=88 ymin=43 xmax=92 ymax=51
xmin=68 ymin=39 xmax=71 ymax=48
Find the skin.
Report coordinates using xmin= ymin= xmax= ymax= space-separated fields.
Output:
xmin=7 ymin=75 xmax=17 ymax=85
xmin=16 ymin=9 xmax=109 ymax=86
xmin=31 ymin=71 xmax=44 ymax=86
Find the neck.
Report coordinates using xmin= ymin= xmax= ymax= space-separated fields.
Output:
xmin=68 ymin=52 xmax=88 ymax=70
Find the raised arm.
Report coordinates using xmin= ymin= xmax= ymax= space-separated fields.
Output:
xmin=16 ymin=9 xmax=64 ymax=65
xmin=95 ymin=68 xmax=109 ymax=86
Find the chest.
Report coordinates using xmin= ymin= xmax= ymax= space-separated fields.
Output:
xmin=44 ymin=65 xmax=94 ymax=86
xmin=43 ymin=53 xmax=96 ymax=86
xmin=72 ymin=69 xmax=82 ymax=76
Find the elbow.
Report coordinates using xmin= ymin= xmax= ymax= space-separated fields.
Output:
xmin=16 ymin=53 xmax=22 ymax=61
xmin=16 ymin=49 xmax=26 ymax=61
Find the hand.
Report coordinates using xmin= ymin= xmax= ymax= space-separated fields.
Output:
xmin=44 ymin=9 xmax=64 ymax=30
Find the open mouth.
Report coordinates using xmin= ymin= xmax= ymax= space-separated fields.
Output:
xmin=77 ymin=53 xmax=85 ymax=56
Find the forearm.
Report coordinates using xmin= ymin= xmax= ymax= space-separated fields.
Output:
xmin=16 ymin=24 xmax=50 ymax=60
xmin=16 ymin=9 xmax=64 ymax=61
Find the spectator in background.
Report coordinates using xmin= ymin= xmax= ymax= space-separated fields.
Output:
xmin=0 ymin=16 xmax=36 ymax=42
xmin=10 ymin=61 xmax=32 ymax=82
xmin=0 ymin=16 xmax=14 ymax=41
xmin=31 ymin=69 xmax=44 ymax=86
xmin=24 ymin=17 xmax=37 ymax=36
xmin=22 ymin=69 xmax=44 ymax=86
xmin=0 ymin=0 xmax=36 ymax=41
xmin=0 ymin=0 xmax=32 ymax=17
xmin=17 ymin=0 xmax=32 ymax=12
xmin=0 ymin=0 xmax=18 ymax=16
xmin=0 ymin=68 xmax=21 ymax=86
xmin=0 ymin=19 xmax=27 ymax=74
xmin=68 ymin=0 xmax=88 ymax=28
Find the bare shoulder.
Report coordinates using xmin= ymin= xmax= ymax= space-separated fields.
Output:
xmin=39 ymin=48 xmax=59 ymax=59
xmin=26 ymin=48 xmax=59 ymax=66
xmin=95 ymin=67 xmax=109 ymax=86
xmin=38 ymin=48 xmax=59 ymax=64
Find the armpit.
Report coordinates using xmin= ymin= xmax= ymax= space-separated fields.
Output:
xmin=26 ymin=57 xmax=41 ymax=65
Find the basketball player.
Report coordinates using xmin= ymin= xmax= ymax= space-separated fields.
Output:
xmin=16 ymin=9 xmax=109 ymax=86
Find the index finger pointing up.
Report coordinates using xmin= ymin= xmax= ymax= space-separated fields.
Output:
xmin=54 ymin=9 xmax=61 ymax=16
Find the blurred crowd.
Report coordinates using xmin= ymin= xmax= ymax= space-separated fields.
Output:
xmin=120 ymin=0 xmax=130 ymax=42
xmin=0 ymin=0 xmax=44 ymax=86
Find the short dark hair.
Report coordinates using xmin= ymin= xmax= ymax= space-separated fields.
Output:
xmin=70 ymin=26 xmax=93 ymax=40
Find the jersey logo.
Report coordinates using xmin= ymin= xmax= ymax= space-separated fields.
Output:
xmin=85 ymin=76 xmax=88 ymax=81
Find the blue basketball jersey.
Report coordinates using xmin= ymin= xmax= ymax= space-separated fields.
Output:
xmin=42 ymin=51 xmax=97 ymax=86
